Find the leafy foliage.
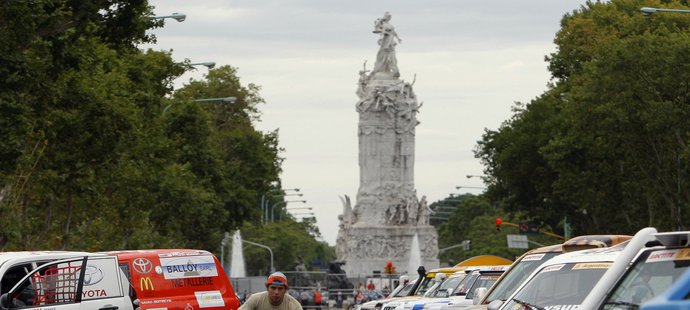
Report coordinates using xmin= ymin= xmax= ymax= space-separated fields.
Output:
xmin=240 ymin=220 xmax=335 ymax=276
xmin=0 ymin=0 xmax=284 ymax=255
xmin=476 ymin=0 xmax=690 ymax=236
xmin=437 ymin=195 xmax=560 ymax=264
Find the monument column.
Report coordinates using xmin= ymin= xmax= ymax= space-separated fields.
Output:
xmin=336 ymin=12 xmax=439 ymax=278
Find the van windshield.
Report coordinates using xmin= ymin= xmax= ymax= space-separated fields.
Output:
xmin=602 ymin=248 xmax=690 ymax=309
xmin=502 ymin=262 xmax=611 ymax=310
xmin=453 ymin=272 xmax=478 ymax=296
xmin=429 ymin=275 xmax=465 ymax=298
xmin=395 ymin=281 xmax=417 ymax=296
xmin=483 ymin=252 xmax=560 ymax=303
xmin=466 ymin=273 xmax=501 ymax=300
xmin=416 ymin=276 xmax=440 ymax=296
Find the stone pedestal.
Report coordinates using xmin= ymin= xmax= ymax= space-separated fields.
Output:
xmin=337 ymin=225 xmax=438 ymax=278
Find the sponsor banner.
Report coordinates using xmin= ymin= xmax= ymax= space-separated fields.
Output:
xmin=171 ymin=277 xmax=215 ymax=288
xmin=160 ymin=255 xmax=218 ymax=279
xmin=522 ymin=254 xmax=546 ymax=261
xmin=572 ymin=262 xmax=611 ymax=270
xmin=542 ymin=264 xmax=565 ymax=272
xmin=646 ymin=250 xmax=678 ymax=263
xmin=195 ymin=290 xmax=225 ymax=308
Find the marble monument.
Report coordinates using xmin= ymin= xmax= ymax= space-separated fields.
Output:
xmin=336 ymin=12 xmax=439 ymax=277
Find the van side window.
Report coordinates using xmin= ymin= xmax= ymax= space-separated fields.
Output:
xmin=9 ymin=259 xmax=84 ymax=308
xmin=1 ymin=264 xmax=32 ymax=296
xmin=119 ymin=263 xmax=132 ymax=283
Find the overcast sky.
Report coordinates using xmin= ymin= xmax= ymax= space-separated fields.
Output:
xmin=145 ymin=0 xmax=590 ymax=246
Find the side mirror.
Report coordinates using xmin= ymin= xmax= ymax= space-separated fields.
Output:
xmin=487 ymin=299 xmax=503 ymax=310
xmin=473 ymin=287 xmax=487 ymax=305
xmin=446 ymin=288 xmax=453 ymax=297
xmin=0 ymin=293 xmax=9 ymax=310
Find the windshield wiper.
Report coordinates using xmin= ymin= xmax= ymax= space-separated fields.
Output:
xmin=603 ymin=301 xmax=639 ymax=309
xmin=512 ymin=298 xmax=546 ymax=310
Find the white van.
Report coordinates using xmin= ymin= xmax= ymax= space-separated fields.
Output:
xmin=489 ymin=228 xmax=655 ymax=310
xmin=581 ymin=230 xmax=690 ymax=309
xmin=0 ymin=252 xmax=135 ymax=310
xmin=414 ymin=265 xmax=507 ymax=310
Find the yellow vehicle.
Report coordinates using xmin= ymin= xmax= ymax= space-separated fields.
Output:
xmin=453 ymin=255 xmax=514 ymax=268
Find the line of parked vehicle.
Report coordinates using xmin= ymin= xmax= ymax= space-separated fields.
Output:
xmin=0 ymin=249 xmax=241 ymax=310
xmin=356 ymin=227 xmax=690 ymax=310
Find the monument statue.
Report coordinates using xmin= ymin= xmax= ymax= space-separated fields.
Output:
xmin=372 ymin=12 xmax=401 ymax=78
xmin=336 ymin=12 xmax=439 ymax=277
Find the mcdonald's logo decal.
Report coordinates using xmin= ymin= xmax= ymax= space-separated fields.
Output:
xmin=140 ymin=277 xmax=155 ymax=291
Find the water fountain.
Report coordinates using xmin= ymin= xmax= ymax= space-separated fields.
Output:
xmin=229 ymin=230 xmax=246 ymax=278
xmin=407 ymin=233 xmax=422 ymax=276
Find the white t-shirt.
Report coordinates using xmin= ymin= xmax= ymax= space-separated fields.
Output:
xmin=239 ymin=291 xmax=303 ymax=310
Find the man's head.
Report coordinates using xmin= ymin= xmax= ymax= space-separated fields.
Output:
xmin=265 ymin=272 xmax=289 ymax=306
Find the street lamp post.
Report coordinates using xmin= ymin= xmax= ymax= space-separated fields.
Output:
xmin=242 ymin=239 xmax=274 ymax=273
xmin=260 ymin=188 xmax=300 ymax=223
xmin=455 ymin=186 xmax=487 ymax=190
xmin=190 ymin=62 xmax=216 ymax=69
xmin=162 ymin=96 xmax=237 ymax=115
xmin=641 ymin=7 xmax=690 ymax=16
xmin=153 ymin=12 xmax=187 ymax=22
xmin=292 ymin=212 xmax=315 ymax=221
xmin=193 ymin=97 xmax=237 ymax=103
xmin=270 ymin=200 xmax=307 ymax=222
xmin=283 ymin=207 xmax=312 ymax=220
xmin=286 ymin=207 xmax=312 ymax=211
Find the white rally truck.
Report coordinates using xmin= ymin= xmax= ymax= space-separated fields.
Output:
xmin=0 ymin=251 xmax=136 ymax=310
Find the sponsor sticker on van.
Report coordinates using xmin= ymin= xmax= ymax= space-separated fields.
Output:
xmin=195 ymin=290 xmax=225 ymax=308
xmin=160 ymin=255 xmax=218 ymax=279
xmin=522 ymin=254 xmax=546 ymax=261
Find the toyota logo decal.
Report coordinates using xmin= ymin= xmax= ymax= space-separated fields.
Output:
xmin=83 ymin=265 xmax=104 ymax=286
xmin=133 ymin=258 xmax=153 ymax=274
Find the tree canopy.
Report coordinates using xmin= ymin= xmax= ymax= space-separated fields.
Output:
xmin=0 ymin=1 xmax=283 ymax=254
xmin=476 ymin=0 xmax=690 ymax=236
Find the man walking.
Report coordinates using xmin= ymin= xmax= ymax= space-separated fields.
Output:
xmin=240 ymin=272 xmax=303 ymax=310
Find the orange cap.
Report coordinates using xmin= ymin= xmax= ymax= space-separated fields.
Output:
xmin=266 ymin=272 xmax=288 ymax=288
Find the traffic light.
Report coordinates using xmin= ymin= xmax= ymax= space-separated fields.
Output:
xmin=384 ymin=261 xmax=396 ymax=274
xmin=495 ymin=218 xmax=502 ymax=231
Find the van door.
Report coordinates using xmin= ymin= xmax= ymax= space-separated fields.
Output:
xmin=0 ymin=256 xmax=131 ymax=310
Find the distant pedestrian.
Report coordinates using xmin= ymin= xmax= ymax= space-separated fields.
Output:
xmin=335 ymin=291 xmax=343 ymax=308
xmin=299 ymin=289 xmax=311 ymax=307
xmin=239 ymin=272 xmax=302 ymax=310
xmin=367 ymin=280 xmax=375 ymax=291
xmin=314 ymin=289 xmax=322 ymax=309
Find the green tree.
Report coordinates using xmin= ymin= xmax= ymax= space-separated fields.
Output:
xmin=437 ymin=194 xmax=559 ymax=264
xmin=239 ymin=218 xmax=334 ymax=276
xmin=476 ymin=0 xmax=690 ymax=236
xmin=0 ymin=1 xmax=284 ymax=253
